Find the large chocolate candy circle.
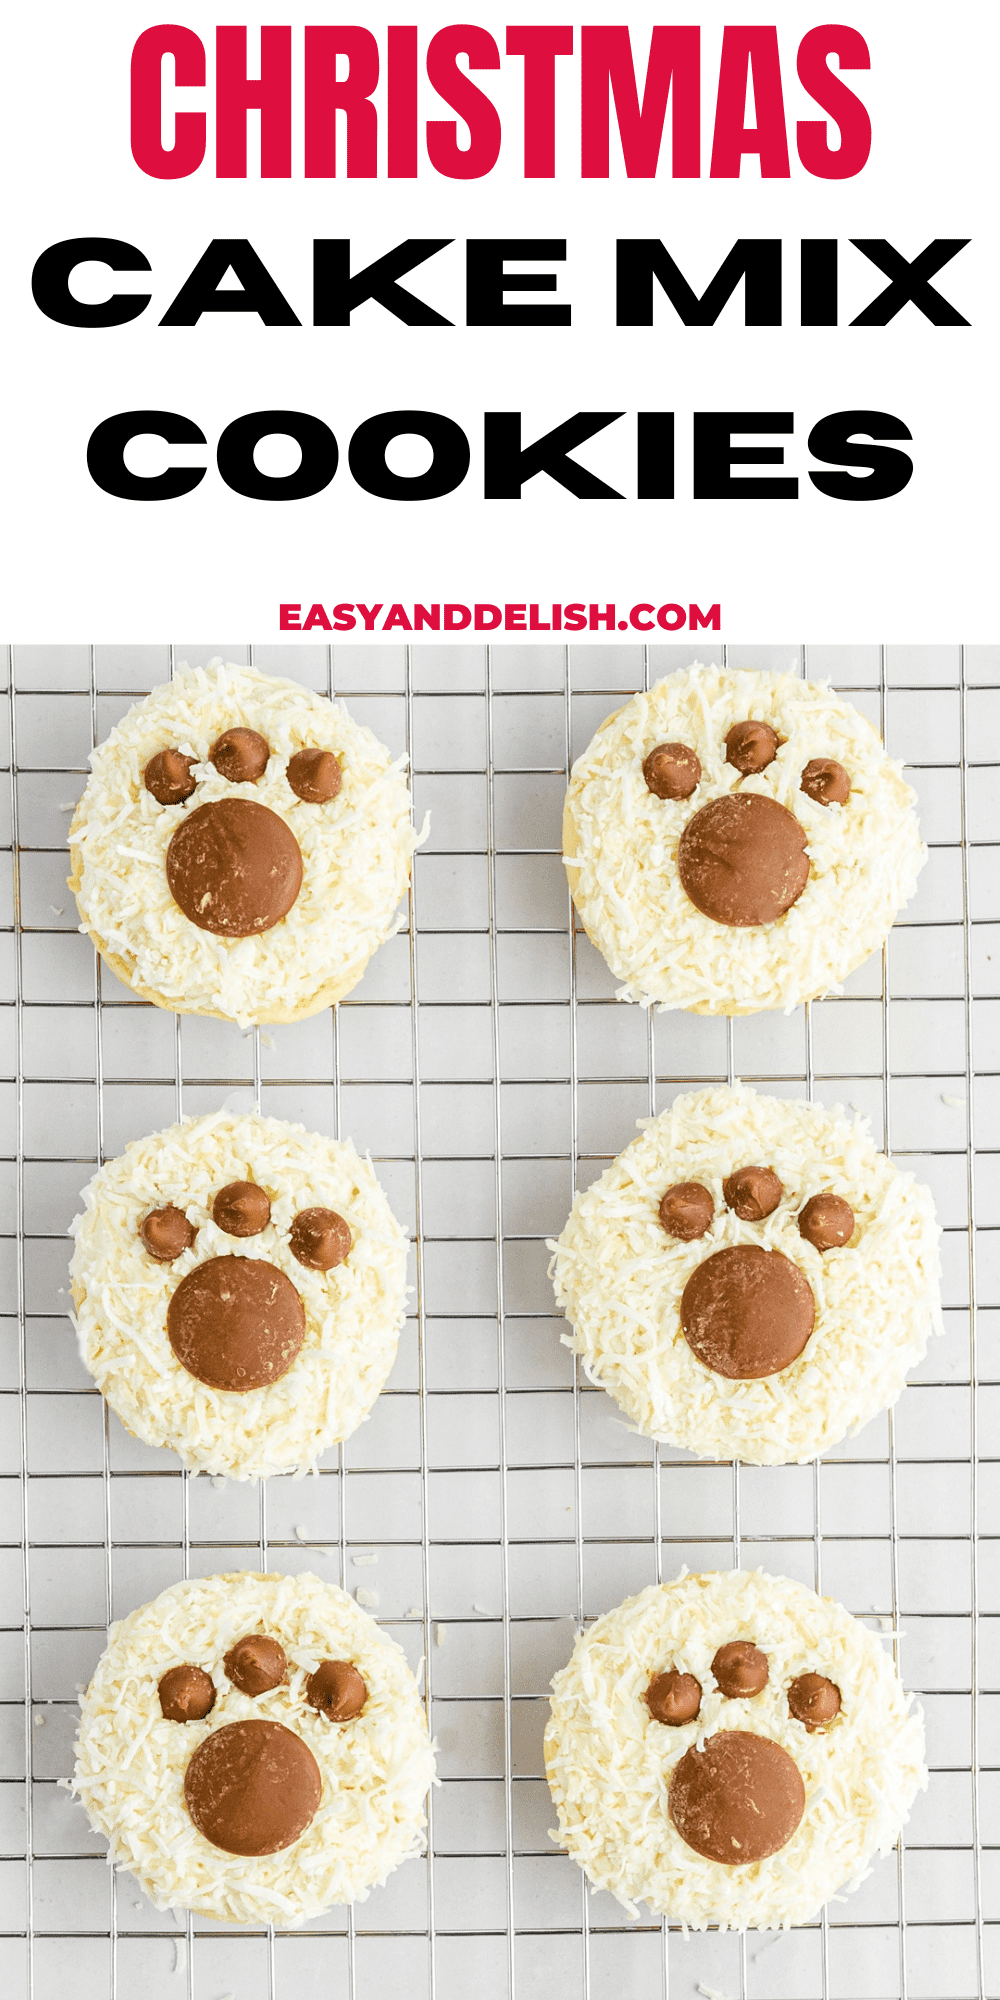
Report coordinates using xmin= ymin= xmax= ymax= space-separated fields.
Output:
xmin=166 ymin=799 xmax=303 ymax=938
xmin=184 ymin=1718 xmax=321 ymax=1857
xmin=680 ymin=1245 xmax=815 ymax=1380
xmin=167 ymin=1255 xmax=306 ymax=1391
xmin=677 ymin=794 xmax=809 ymax=928
xmin=669 ymin=1729 xmax=805 ymax=1865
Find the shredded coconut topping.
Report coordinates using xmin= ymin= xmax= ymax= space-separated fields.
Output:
xmin=563 ymin=666 xmax=925 ymax=1014
xmin=545 ymin=1569 xmax=926 ymax=1929
xmin=549 ymin=1086 xmax=941 ymax=1464
xmin=73 ymin=1571 xmax=435 ymax=1924
xmin=69 ymin=661 xmax=426 ymax=1026
xmin=70 ymin=1111 xmax=409 ymax=1480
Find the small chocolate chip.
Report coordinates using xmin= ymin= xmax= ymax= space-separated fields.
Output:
xmin=143 ymin=749 xmax=197 ymax=806
xmin=788 ymin=1671 xmax=841 ymax=1731
xmin=646 ymin=1668 xmax=702 ymax=1726
xmin=642 ymin=742 xmax=701 ymax=801
xmin=801 ymin=757 xmax=850 ymax=807
xmin=289 ymin=1207 xmax=352 ymax=1272
xmin=287 ymin=748 xmax=342 ymax=804
xmin=158 ymin=1663 xmax=216 ymax=1723
xmin=213 ymin=1181 xmax=271 ymax=1237
xmin=658 ymin=1182 xmax=714 ymax=1242
xmin=712 ymin=1639 xmax=769 ymax=1698
xmin=723 ymin=1165 xmax=783 ymax=1222
xmin=798 ymin=1193 xmax=855 ymax=1252
xmin=224 ymin=1633 xmax=287 ymax=1696
xmin=725 ymin=719 xmax=780 ymax=774
xmin=305 ymin=1659 xmax=368 ymax=1720
xmin=210 ymin=727 xmax=270 ymax=783
xmin=140 ymin=1205 xmax=196 ymax=1262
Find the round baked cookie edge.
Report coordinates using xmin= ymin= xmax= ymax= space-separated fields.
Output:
xmin=70 ymin=1110 xmax=409 ymax=1480
xmin=543 ymin=1568 xmax=926 ymax=1929
xmin=549 ymin=1083 xmax=941 ymax=1465
xmin=72 ymin=1570 xmax=435 ymax=1923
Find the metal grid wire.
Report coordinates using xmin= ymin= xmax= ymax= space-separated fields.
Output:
xmin=0 ymin=638 xmax=997 ymax=2000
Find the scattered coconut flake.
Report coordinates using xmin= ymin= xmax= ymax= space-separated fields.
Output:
xmin=434 ymin=1623 xmax=447 ymax=1647
xmin=471 ymin=1603 xmax=490 ymax=1616
xmin=352 ymin=1552 xmax=379 ymax=1567
xmin=406 ymin=1607 xmax=422 ymax=1620
xmin=33 ymin=1712 xmax=44 ymax=1726
xmin=70 ymin=1110 xmax=409 ymax=1481
xmin=72 ymin=1571 xmax=434 ymax=1926
xmin=546 ymin=1569 xmax=926 ymax=1932
xmin=698 ymin=1986 xmax=734 ymax=2000
xmin=550 ymin=1083 xmax=941 ymax=1466
xmin=50 ymin=905 xmax=64 ymax=915
xmin=940 ymin=1094 xmax=965 ymax=1108
xmin=563 ymin=667 xmax=925 ymax=1015
xmin=356 ymin=1588 xmax=379 ymax=1610
xmin=68 ymin=662 xmax=425 ymax=1026
xmin=294 ymin=1525 xmax=310 ymax=1541
xmin=171 ymin=1938 xmax=186 ymax=1976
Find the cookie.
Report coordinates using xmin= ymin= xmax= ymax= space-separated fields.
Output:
xmin=69 ymin=659 xmax=425 ymax=1025
xmin=72 ymin=1571 xmax=435 ymax=1924
xmin=70 ymin=1111 xmax=408 ymax=1480
xmin=544 ymin=1568 xmax=926 ymax=1929
xmin=563 ymin=665 xmax=925 ymax=1014
xmin=549 ymin=1085 xmax=940 ymax=1464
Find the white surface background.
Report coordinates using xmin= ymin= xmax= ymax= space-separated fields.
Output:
xmin=0 ymin=643 xmax=996 ymax=1998
xmin=1 ymin=2 xmax=998 ymax=637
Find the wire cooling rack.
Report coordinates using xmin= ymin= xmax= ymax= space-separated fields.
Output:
xmin=0 ymin=640 xmax=996 ymax=2000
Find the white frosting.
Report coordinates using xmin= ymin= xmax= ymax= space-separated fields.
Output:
xmin=69 ymin=660 xmax=425 ymax=1025
xmin=545 ymin=1569 xmax=926 ymax=1929
xmin=563 ymin=666 xmax=925 ymax=1014
xmin=549 ymin=1086 xmax=941 ymax=1464
xmin=73 ymin=1571 xmax=435 ymax=1924
xmin=70 ymin=1111 xmax=408 ymax=1480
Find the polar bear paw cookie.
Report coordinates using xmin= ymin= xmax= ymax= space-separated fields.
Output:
xmin=544 ymin=1569 xmax=926 ymax=1929
xmin=70 ymin=1111 xmax=408 ymax=1480
xmin=69 ymin=659 xmax=425 ymax=1024
xmin=73 ymin=1571 xmax=435 ymax=1924
xmin=550 ymin=1085 xmax=940 ymax=1464
xmin=563 ymin=665 xmax=925 ymax=1014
